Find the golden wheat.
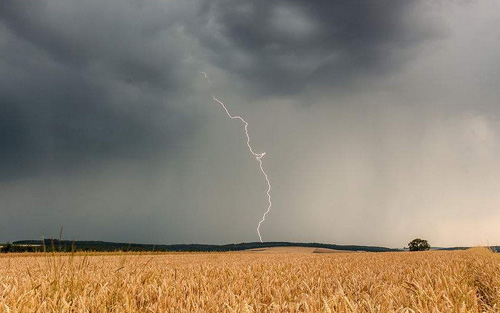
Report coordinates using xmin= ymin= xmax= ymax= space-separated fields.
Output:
xmin=0 ymin=248 xmax=499 ymax=312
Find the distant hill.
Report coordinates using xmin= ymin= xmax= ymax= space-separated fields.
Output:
xmin=489 ymin=246 xmax=499 ymax=253
xmin=434 ymin=246 xmax=500 ymax=252
xmin=4 ymin=240 xmax=498 ymax=253
xmin=9 ymin=240 xmax=398 ymax=253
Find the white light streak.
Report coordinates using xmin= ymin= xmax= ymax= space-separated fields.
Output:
xmin=201 ymin=72 xmax=272 ymax=243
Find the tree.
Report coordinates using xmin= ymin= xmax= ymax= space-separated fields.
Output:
xmin=0 ymin=242 xmax=12 ymax=253
xmin=408 ymin=238 xmax=430 ymax=251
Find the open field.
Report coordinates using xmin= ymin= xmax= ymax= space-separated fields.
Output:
xmin=241 ymin=246 xmax=352 ymax=253
xmin=1 ymin=248 xmax=499 ymax=312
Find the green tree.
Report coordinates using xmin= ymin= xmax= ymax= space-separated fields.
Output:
xmin=408 ymin=238 xmax=430 ymax=251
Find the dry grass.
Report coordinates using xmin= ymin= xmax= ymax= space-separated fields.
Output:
xmin=0 ymin=248 xmax=499 ymax=312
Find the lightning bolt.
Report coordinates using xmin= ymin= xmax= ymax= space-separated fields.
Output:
xmin=201 ymin=72 xmax=272 ymax=243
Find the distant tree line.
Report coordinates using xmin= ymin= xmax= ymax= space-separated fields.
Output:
xmin=2 ymin=239 xmax=498 ymax=253
xmin=0 ymin=242 xmax=41 ymax=253
xmin=6 ymin=240 xmax=398 ymax=253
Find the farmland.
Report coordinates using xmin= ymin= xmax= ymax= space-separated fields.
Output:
xmin=0 ymin=248 xmax=499 ymax=312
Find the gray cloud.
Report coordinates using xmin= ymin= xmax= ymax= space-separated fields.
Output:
xmin=194 ymin=0 xmax=441 ymax=96
xmin=0 ymin=0 xmax=441 ymax=179
xmin=1 ymin=0 xmax=499 ymax=247
xmin=0 ymin=0 xmax=201 ymax=179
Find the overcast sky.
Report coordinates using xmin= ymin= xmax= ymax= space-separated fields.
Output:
xmin=1 ymin=0 xmax=499 ymax=247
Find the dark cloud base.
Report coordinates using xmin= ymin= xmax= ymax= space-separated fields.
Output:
xmin=3 ymin=0 xmax=494 ymax=247
xmin=195 ymin=0 xmax=439 ymax=96
xmin=0 ymin=0 xmax=440 ymax=179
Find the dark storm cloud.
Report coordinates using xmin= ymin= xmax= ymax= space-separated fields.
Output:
xmin=0 ymin=0 xmax=441 ymax=180
xmin=0 ymin=0 xmax=201 ymax=179
xmin=4 ymin=0 xmax=497 ymax=247
xmin=195 ymin=0 xmax=440 ymax=96
xmin=0 ymin=0 xmax=195 ymax=87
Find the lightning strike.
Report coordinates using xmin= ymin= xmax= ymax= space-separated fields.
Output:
xmin=201 ymin=72 xmax=272 ymax=243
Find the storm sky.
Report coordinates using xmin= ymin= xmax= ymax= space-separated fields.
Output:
xmin=1 ymin=0 xmax=499 ymax=247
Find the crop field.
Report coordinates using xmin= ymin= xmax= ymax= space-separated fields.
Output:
xmin=0 ymin=248 xmax=499 ymax=312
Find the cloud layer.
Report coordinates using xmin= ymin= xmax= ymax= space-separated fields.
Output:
xmin=1 ymin=0 xmax=500 ymax=247
xmin=194 ymin=0 xmax=441 ymax=96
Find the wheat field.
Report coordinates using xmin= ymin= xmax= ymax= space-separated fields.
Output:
xmin=0 ymin=248 xmax=499 ymax=312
